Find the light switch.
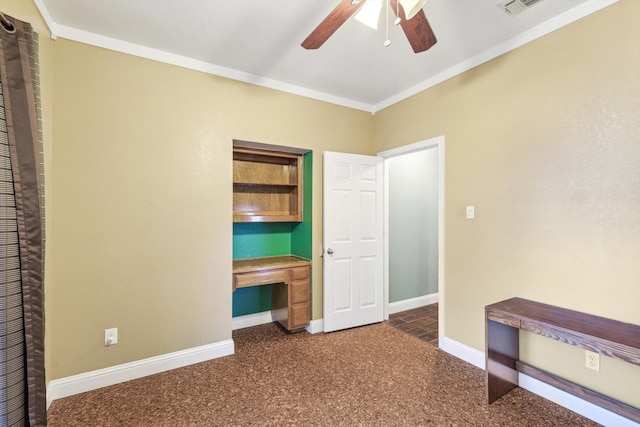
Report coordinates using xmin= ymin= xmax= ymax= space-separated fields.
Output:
xmin=466 ymin=205 xmax=475 ymax=219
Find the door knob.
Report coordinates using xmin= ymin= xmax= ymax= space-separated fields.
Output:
xmin=327 ymin=248 xmax=334 ymax=255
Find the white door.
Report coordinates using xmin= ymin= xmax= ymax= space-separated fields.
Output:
xmin=323 ymin=151 xmax=384 ymax=332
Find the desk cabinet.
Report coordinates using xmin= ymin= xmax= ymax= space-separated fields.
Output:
xmin=233 ymin=256 xmax=310 ymax=332
xmin=272 ymin=266 xmax=310 ymax=331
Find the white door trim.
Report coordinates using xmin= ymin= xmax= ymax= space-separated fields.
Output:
xmin=378 ymin=136 xmax=445 ymax=340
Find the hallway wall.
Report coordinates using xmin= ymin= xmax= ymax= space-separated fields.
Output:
xmin=388 ymin=147 xmax=439 ymax=302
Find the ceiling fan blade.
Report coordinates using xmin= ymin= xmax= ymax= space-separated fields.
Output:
xmin=302 ymin=0 xmax=367 ymax=49
xmin=389 ymin=0 xmax=437 ymax=53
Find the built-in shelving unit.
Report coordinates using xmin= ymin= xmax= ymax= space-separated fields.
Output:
xmin=231 ymin=140 xmax=312 ymax=321
xmin=233 ymin=147 xmax=302 ymax=222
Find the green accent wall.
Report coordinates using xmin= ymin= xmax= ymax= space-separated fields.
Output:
xmin=291 ymin=152 xmax=313 ymax=259
xmin=232 ymin=151 xmax=313 ymax=317
xmin=233 ymin=222 xmax=292 ymax=259
xmin=232 ymin=222 xmax=291 ymax=316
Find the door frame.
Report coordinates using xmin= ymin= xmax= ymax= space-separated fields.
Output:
xmin=378 ymin=136 xmax=445 ymax=341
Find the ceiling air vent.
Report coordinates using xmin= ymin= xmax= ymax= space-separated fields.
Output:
xmin=499 ymin=0 xmax=545 ymax=16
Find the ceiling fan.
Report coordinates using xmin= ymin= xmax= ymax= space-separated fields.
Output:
xmin=301 ymin=0 xmax=437 ymax=53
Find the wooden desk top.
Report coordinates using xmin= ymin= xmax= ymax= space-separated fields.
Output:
xmin=486 ymin=297 xmax=640 ymax=365
xmin=232 ymin=255 xmax=310 ymax=274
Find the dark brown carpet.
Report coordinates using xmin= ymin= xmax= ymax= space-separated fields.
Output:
xmin=47 ymin=322 xmax=599 ymax=426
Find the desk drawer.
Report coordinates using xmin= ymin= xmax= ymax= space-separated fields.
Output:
xmin=291 ymin=266 xmax=309 ymax=280
xmin=289 ymin=301 xmax=310 ymax=330
xmin=291 ymin=279 xmax=309 ymax=304
xmin=234 ymin=269 xmax=288 ymax=289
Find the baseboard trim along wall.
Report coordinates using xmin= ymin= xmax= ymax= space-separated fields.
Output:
xmin=46 ymin=339 xmax=235 ymax=408
xmin=388 ymin=293 xmax=439 ymax=315
xmin=306 ymin=318 xmax=324 ymax=334
xmin=233 ymin=311 xmax=324 ymax=334
xmin=439 ymin=336 xmax=485 ymax=369
xmin=232 ymin=310 xmax=273 ymax=330
xmin=232 ymin=294 xmax=441 ymax=334
xmin=439 ymin=336 xmax=637 ymax=427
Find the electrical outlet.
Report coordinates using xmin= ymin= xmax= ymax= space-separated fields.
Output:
xmin=585 ymin=350 xmax=599 ymax=371
xmin=105 ymin=328 xmax=118 ymax=346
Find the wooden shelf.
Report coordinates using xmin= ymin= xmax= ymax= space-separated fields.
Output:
xmin=233 ymin=147 xmax=302 ymax=223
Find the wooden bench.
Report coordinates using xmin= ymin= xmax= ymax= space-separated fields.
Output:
xmin=485 ymin=297 xmax=640 ymax=423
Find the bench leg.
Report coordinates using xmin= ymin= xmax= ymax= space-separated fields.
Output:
xmin=486 ymin=318 xmax=519 ymax=403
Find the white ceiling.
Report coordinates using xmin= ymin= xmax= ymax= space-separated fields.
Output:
xmin=34 ymin=0 xmax=616 ymax=112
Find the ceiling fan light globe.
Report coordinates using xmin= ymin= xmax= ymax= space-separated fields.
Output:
xmin=398 ymin=0 xmax=427 ymax=19
xmin=355 ymin=0 xmax=382 ymax=30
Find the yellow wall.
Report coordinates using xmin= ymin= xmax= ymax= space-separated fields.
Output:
xmin=47 ymin=41 xmax=372 ymax=379
xmin=373 ymin=0 xmax=639 ymax=407
xmin=2 ymin=0 xmax=638 ymax=409
xmin=0 ymin=0 xmax=373 ymax=380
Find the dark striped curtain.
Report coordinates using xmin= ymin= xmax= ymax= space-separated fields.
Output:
xmin=0 ymin=12 xmax=46 ymax=427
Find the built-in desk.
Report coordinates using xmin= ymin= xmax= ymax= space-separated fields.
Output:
xmin=486 ymin=297 xmax=640 ymax=423
xmin=233 ymin=255 xmax=310 ymax=332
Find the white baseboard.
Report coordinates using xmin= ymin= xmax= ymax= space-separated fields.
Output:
xmin=232 ymin=311 xmax=273 ymax=330
xmin=388 ymin=293 xmax=438 ymax=315
xmin=519 ymin=374 xmax=638 ymax=427
xmin=46 ymin=339 xmax=235 ymax=408
xmin=311 ymin=294 xmax=439 ymax=334
xmin=439 ymin=336 xmax=485 ymax=369
xmin=233 ymin=311 xmax=324 ymax=334
xmin=440 ymin=336 xmax=637 ymax=427
xmin=306 ymin=318 xmax=324 ymax=334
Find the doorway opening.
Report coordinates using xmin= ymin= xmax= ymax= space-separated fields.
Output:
xmin=379 ymin=136 xmax=445 ymax=346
